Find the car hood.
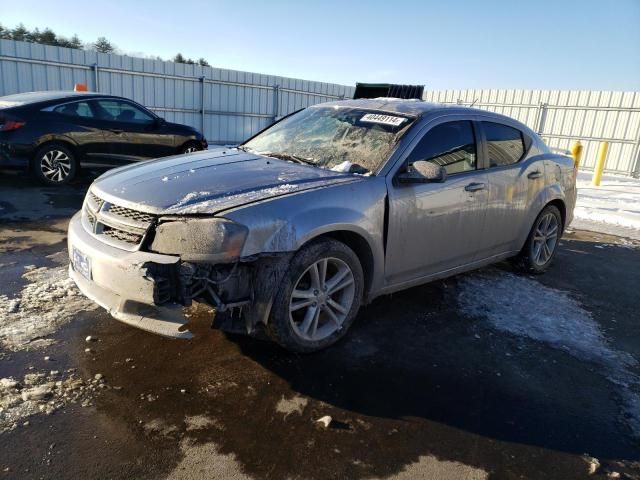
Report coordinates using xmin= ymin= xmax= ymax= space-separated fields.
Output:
xmin=92 ymin=148 xmax=362 ymax=215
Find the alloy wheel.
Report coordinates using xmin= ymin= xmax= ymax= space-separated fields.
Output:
xmin=183 ymin=146 xmax=198 ymax=153
xmin=532 ymin=212 xmax=559 ymax=266
xmin=40 ymin=150 xmax=72 ymax=183
xmin=289 ymin=257 xmax=356 ymax=342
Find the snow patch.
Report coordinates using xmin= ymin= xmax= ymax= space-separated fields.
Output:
xmin=573 ymin=172 xmax=640 ymax=238
xmin=331 ymin=160 xmax=353 ymax=173
xmin=458 ymin=269 xmax=640 ymax=437
xmin=169 ymin=191 xmax=211 ymax=209
xmin=168 ymin=184 xmax=299 ymax=214
xmin=0 ymin=370 xmax=102 ymax=433
xmin=0 ymin=266 xmax=98 ymax=351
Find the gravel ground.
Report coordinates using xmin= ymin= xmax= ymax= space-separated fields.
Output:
xmin=0 ymin=169 xmax=639 ymax=480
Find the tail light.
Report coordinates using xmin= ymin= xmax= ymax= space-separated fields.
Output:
xmin=0 ymin=119 xmax=25 ymax=132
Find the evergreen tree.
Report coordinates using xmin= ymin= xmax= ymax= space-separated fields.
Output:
xmin=68 ymin=34 xmax=82 ymax=49
xmin=39 ymin=28 xmax=57 ymax=46
xmin=93 ymin=37 xmax=115 ymax=54
xmin=11 ymin=23 xmax=29 ymax=41
xmin=198 ymin=58 xmax=209 ymax=67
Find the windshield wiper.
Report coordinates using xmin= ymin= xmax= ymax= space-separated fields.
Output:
xmin=258 ymin=152 xmax=316 ymax=166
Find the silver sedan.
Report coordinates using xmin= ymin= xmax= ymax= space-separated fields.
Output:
xmin=68 ymin=99 xmax=577 ymax=352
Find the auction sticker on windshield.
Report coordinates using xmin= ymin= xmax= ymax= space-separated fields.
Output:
xmin=360 ymin=113 xmax=407 ymax=127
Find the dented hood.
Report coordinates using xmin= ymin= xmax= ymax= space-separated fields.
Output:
xmin=92 ymin=148 xmax=361 ymax=215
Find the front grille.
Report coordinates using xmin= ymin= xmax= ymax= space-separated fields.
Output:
xmin=102 ymin=225 xmax=143 ymax=245
xmin=87 ymin=210 xmax=96 ymax=228
xmin=87 ymin=191 xmax=104 ymax=211
xmin=107 ymin=204 xmax=155 ymax=224
xmin=83 ymin=190 xmax=156 ymax=251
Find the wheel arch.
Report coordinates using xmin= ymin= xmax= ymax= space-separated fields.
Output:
xmin=33 ymin=138 xmax=80 ymax=164
xmin=545 ymin=198 xmax=566 ymax=232
xmin=303 ymin=229 xmax=375 ymax=303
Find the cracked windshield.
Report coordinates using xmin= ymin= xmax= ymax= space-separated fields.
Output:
xmin=242 ymin=107 xmax=414 ymax=173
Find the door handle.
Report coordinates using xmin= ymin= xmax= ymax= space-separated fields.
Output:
xmin=464 ymin=182 xmax=486 ymax=192
xmin=528 ymin=170 xmax=542 ymax=179
xmin=108 ymin=128 xmax=123 ymax=134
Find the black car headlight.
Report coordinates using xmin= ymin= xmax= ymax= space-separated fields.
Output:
xmin=150 ymin=218 xmax=248 ymax=262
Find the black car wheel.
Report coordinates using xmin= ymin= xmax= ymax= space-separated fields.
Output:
xmin=32 ymin=143 xmax=77 ymax=186
xmin=180 ymin=142 xmax=202 ymax=154
xmin=267 ymin=238 xmax=364 ymax=353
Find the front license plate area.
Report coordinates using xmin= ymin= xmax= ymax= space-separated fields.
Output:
xmin=71 ymin=247 xmax=92 ymax=280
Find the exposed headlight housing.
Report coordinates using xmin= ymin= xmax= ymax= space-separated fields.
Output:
xmin=150 ymin=218 xmax=248 ymax=262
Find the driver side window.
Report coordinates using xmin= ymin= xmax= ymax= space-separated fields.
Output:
xmin=407 ymin=121 xmax=477 ymax=175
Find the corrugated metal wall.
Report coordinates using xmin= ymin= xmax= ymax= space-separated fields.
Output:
xmin=0 ymin=39 xmax=355 ymax=145
xmin=425 ymin=89 xmax=640 ymax=176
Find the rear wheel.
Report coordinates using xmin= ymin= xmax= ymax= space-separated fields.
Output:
xmin=512 ymin=205 xmax=562 ymax=273
xmin=267 ymin=239 xmax=364 ymax=353
xmin=180 ymin=141 xmax=202 ymax=154
xmin=32 ymin=143 xmax=77 ymax=186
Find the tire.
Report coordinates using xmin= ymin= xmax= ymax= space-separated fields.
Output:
xmin=180 ymin=141 xmax=202 ymax=154
xmin=267 ymin=238 xmax=364 ymax=353
xmin=32 ymin=143 xmax=77 ymax=186
xmin=512 ymin=205 xmax=562 ymax=274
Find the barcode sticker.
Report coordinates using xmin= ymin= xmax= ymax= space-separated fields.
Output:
xmin=360 ymin=113 xmax=407 ymax=127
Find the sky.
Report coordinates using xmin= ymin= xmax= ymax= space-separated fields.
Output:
xmin=1 ymin=0 xmax=639 ymax=91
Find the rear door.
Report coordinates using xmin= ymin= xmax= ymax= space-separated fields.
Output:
xmin=90 ymin=99 xmax=175 ymax=161
xmin=384 ymin=119 xmax=489 ymax=285
xmin=48 ymin=101 xmax=110 ymax=161
xmin=478 ymin=121 xmax=542 ymax=257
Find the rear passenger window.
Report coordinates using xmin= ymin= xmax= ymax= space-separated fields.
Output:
xmin=407 ymin=121 xmax=476 ymax=175
xmin=53 ymin=102 xmax=94 ymax=118
xmin=482 ymin=122 xmax=525 ymax=167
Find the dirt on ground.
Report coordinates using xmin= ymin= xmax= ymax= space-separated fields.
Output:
xmin=0 ymin=170 xmax=639 ymax=480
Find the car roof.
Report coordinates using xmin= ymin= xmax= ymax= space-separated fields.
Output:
xmin=0 ymin=91 xmax=118 ymax=109
xmin=316 ymin=97 xmax=493 ymax=118
xmin=314 ymin=98 xmax=536 ymax=134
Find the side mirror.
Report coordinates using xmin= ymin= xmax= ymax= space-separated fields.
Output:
xmin=154 ymin=117 xmax=166 ymax=128
xmin=397 ymin=160 xmax=447 ymax=184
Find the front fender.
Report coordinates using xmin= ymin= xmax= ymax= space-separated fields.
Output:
xmin=225 ymin=179 xmax=388 ymax=291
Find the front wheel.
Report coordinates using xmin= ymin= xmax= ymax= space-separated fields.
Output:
xmin=267 ymin=239 xmax=364 ymax=353
xmin=32 ymin=143 xmax=77 ymax=186
xmin=512 ymin=205 xmax=562 ymax=274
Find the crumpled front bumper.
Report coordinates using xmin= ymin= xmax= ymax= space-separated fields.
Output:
xmin=67 ymin=211 xmax=193 ymax=339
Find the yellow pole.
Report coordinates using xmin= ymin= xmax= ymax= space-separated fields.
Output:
xmin=570 ymin=141 xmax=583 ymax=169
xmin=592 ymin=142 xmax=609 ymax=186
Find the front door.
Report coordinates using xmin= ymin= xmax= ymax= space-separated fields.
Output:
xmin=90 ymin=99 xmax=173 ymax=162
xmin=384 ymin=120 xmax=489 ymax=285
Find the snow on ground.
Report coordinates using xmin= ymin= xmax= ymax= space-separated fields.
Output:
xmin=0 ymin=371 xmax=104 ymax=433
xmin=458 ymin=269 xmax=640 ymax=438
xmin=572 ymin=172 xmax=640 ymax=239
xmin=0 ymin=265 xmax=97 ymax=352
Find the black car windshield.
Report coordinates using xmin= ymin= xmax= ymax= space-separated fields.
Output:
xmin=242 ymin=107 xmax=414 ymax=174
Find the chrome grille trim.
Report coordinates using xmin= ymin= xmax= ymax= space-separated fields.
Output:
xmin=107 ymin=204 xmax=155 ymax=224
xmin=81 ymin=190 xmax=156 ymax=251
xmin=86 ymin=191 xmax=103 ymax=212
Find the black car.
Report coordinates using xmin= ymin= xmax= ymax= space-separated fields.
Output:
xmin=0 ymin=91 xmax=207 ymax=185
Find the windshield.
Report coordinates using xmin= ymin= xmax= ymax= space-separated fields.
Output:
xmin=242 ymin=107 xmax=414 ymax=174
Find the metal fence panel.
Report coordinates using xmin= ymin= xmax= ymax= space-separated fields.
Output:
xmin=425 ymin=89 xmax=640 ymax=176
xmin=0 ymin=39 xmax=354 ymax=145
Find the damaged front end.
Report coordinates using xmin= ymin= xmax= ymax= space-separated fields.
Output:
xmin=143 ymin=216 xmax=293 ymax=337
xmin=145 ymin=255 xmax=291 ymax=337
xmin=68 ymin=194 xmax=292 ymax=341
